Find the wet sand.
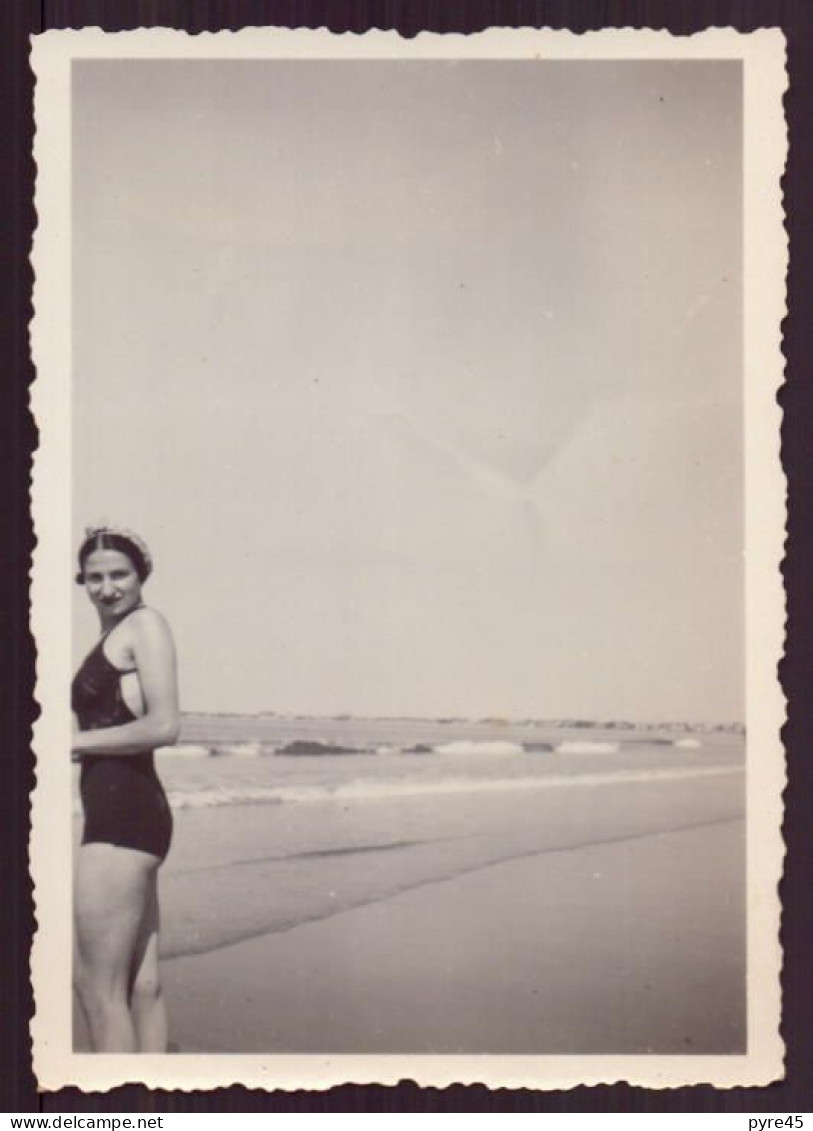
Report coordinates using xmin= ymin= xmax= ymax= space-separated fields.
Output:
xmin=164 ymin=814 xmax=744 ymax=1055
xmin=72 ymin=763 xmax=746 ymax=1054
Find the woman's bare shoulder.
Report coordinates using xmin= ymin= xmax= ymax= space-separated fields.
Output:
xmin=127 ymin=605 xmax=175 ymax=643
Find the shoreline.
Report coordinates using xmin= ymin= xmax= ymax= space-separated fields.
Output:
xmin=74 ymin=766 xmax=745 ymax=1054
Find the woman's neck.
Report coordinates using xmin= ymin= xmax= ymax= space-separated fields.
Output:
xmin=98 ymin=602 xmax=143 ymax=635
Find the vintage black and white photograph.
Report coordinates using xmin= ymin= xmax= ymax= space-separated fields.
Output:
xmin=30 ymin=28 xmax=786 ymax=1091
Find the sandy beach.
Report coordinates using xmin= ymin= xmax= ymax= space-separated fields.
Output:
xmin=73 ymin=734 xmax=745 ymax=1054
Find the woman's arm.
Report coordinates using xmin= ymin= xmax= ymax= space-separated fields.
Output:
xmin=72 ymin=609 xmax=180 ymax=756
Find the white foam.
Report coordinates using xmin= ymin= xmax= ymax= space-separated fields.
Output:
xmin=168 ymin=787 xmax=282 ymax=809
xmin=215 ymin=742 xmax=265 ymax=757
xmin=433 ymin=741 xmax=524 ymax=756
xmin=556 ymin=741 xmax=620 ymax=755
xmin=157 ymin=743 xmax=211 ymax=758
xmin=163 ymin=763 xmax=741 ymax=811
xmin=674 ymin=738 xmax=702 ymax=749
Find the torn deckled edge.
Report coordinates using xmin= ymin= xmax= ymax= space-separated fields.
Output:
xmin=30 ymin=25 xmax=787 ymax=1092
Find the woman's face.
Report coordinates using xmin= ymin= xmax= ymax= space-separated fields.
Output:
xmin=82 ymin=549 xmax=143 ymax=621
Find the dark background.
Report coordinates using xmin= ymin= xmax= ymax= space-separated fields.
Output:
xmin=2 ymin=0 xmax=811 ymax=1114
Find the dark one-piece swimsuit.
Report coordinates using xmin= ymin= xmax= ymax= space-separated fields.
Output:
xmin=71 ymin=617 xmax=173 ymax=860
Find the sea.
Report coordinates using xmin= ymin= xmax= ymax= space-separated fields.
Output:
xmin=97 ymin=714 xmax=744 ymax=815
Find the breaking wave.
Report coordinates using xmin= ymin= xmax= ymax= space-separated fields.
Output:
xmin=162 ymin=763 xmax=736 ymax=811
xmin=158 ymin=736 xmax=700 ymax=760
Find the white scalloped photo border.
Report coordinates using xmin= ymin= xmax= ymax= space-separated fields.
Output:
xmin=30 ymin=25 xmax=787 ymax=1093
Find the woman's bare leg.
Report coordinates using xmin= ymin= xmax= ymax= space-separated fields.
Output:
xmin=129 ymin=873 xmax=169 ymax=1052
xmin=74 ymin=843 xmax=158 ymax=1052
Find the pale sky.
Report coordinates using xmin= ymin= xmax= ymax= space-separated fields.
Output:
xmin=72 ymin=59 xmax=743 ymax=722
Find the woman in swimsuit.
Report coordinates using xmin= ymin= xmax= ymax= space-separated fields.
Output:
xmin=72 ymin=525 xmax=179 ymax=1052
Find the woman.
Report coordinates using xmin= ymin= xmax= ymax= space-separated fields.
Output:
xmin=71 ymin=525 xmax=179 ymax=1052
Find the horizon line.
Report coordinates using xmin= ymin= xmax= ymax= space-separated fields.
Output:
xmin=179 ymin=709 xmax=745 ymax=730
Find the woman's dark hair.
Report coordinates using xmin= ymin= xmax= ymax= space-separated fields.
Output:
xmin=75 ymin=531 xmax=151 ymax=585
